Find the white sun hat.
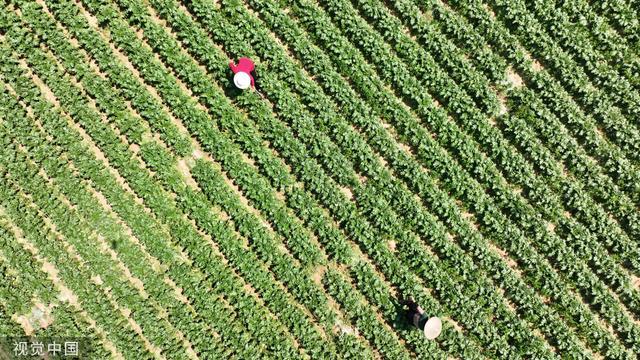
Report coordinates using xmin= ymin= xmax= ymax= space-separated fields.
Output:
xmin=423 ymin=316 xmax=442 ymax=340
xmin=234 ymin=71 xmax=251 ymax=90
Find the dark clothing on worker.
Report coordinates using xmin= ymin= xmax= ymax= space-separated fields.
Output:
xmin=413 ymin=313 xmax=428 ymax=329
xmin=406 ymin=300 xmax=428 ymax=330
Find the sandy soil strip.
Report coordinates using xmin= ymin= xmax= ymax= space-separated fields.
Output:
xmin=19 ymin=55 xmax=148 ymax=216
xmin=11 ymin=300 xmax=56 ymax=337
xmin=0 ymin=209 xmax=124 ymax=359
xmin=326 ymin=263 xmax=415 ymax=358
xmin=497 ymin=94 xmax=508 ymax=117
xmin=78 ymin=0 xmax=294 ymax=255
xmin=506 ymin=67 xmax=524 ymax=88
xmin=72 ymin=0 xmax=193 ymax=142
xmin=486 ymin=242 xmax=519 ymax=273
xmin=138 ymin=3 xmax=335 ymax=271
xmin=176 ymin=158 xmax=201 ymax=191
xmin=531 ymin=59 xmax=544 ymax=72
xmin=632 ymin=275 xmax=640 ymax=292
xmin=310 ymin=264 xmax=380 ymax=359
xmin=14 ymin=69 xmax=190 ymax=358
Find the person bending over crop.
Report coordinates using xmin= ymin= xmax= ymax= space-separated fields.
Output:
xmin=229 ymin=57 xmax=255 ymax=90
xmin=405 ymin=298 xmax=442 ymax=340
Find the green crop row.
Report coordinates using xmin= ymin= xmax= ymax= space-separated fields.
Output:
xmin=0 ymin=129 xmax=155 ymax=357
xmin=567 ymin=0 xmax=640 ymax=87
xmin=2 ymin=0 xmax=637 ymax=358
xmin=589 ymin=0 xmax=640 ymax=45
xmin=92 ymin=0 xmax=482 ymax=356
xmin=528 ymin=0 xmax=640 ymax=112
xmin=22 ymin=0 xmax=371 ymax=357
xmin=0 ymin=15 xmax=289 ymax=357
xmin=487 ymin=0 xmax=640 ymax=161
xmin=248 ymin=0 xmax=636 ymax=354
xmin=413 ymin=0 xmax=640 ymax=241
xmin=161 ymin=0 xmax=640 ymax=358
xmin=182 ymin=0 xmax=636 ymax=354
xmin=151 ymin=1 xmax=541 ymax=357
xmin=97 ymin=0 xmax=484 ymax=356
xmin=349 ymin=0 xmax=640 ymax=289
xmin=0 ymin=222 xmax=111 ymax=358
xmin=0 ymin=55 xmax=235 ymax=360
xmin=446 ymin=0 xmax=640 ymax=207
xmin=150 ymin=0 xmax=550 ymax=356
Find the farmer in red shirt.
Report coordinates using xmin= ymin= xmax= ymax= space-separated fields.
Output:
xmin=229 ymin=57 xmax=255 ymax=89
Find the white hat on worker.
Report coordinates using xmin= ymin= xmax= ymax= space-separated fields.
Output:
xmin=423 ymin=317 xmax=442 ymax=340
xmin=234 ymin=72 xmax=251 ymax=89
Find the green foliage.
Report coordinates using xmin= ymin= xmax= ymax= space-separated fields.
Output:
xmin=1 ymin=0 xmax=639 ymax=358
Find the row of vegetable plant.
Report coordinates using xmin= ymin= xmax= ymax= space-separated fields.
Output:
xmin=0 ymin=223 xmax=112 ymax=358
xmin=409 ymin=0 xmax=640 ymax=243
xmin=131 ymin=0 xmax=555 ymax=356
xmin=256 ymin=0 xmax=640 ymax=352
xmin=0 ymin=26 xmax=274 ymax=358
xmin=1 ymin=90 xmax=201 ymax=359
xmin=444 ymin=0 xmax=640 ymax=206
xmin=586 ymin=0 xmax=640 ymax=45
xmin=100 ymin=0 xmax=484 ymax=358
xmin=28 ymin=0 xmax=370 ymax=358
xmin=487 ymin=0 xmax=640 ymax=159
xmin=0 ymin=47 xmax=234 ymax=359
xmin=349 ymin=0 xmax=640 ymax=288
xmin=526 ymin=0 xmax=640 ymax=110
xmin=184 ymin=0 xmax=636 ymax=356
xmin=0 ymin=123 xmax=155 ymax=359
xmin=148 ymin=0 xmax=550 ymax=356
xmin=91 ymin=0 xmax=490 ymax=356
xmin=0 ymin=99 xmax=117 ymax=360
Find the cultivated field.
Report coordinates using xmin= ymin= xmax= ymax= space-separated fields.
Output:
xmin=0 ymin=0 xmax=639 ymax=358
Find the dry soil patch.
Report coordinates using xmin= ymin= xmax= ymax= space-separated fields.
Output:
xmin=506 ymin=68 xmax=524 ymax=88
